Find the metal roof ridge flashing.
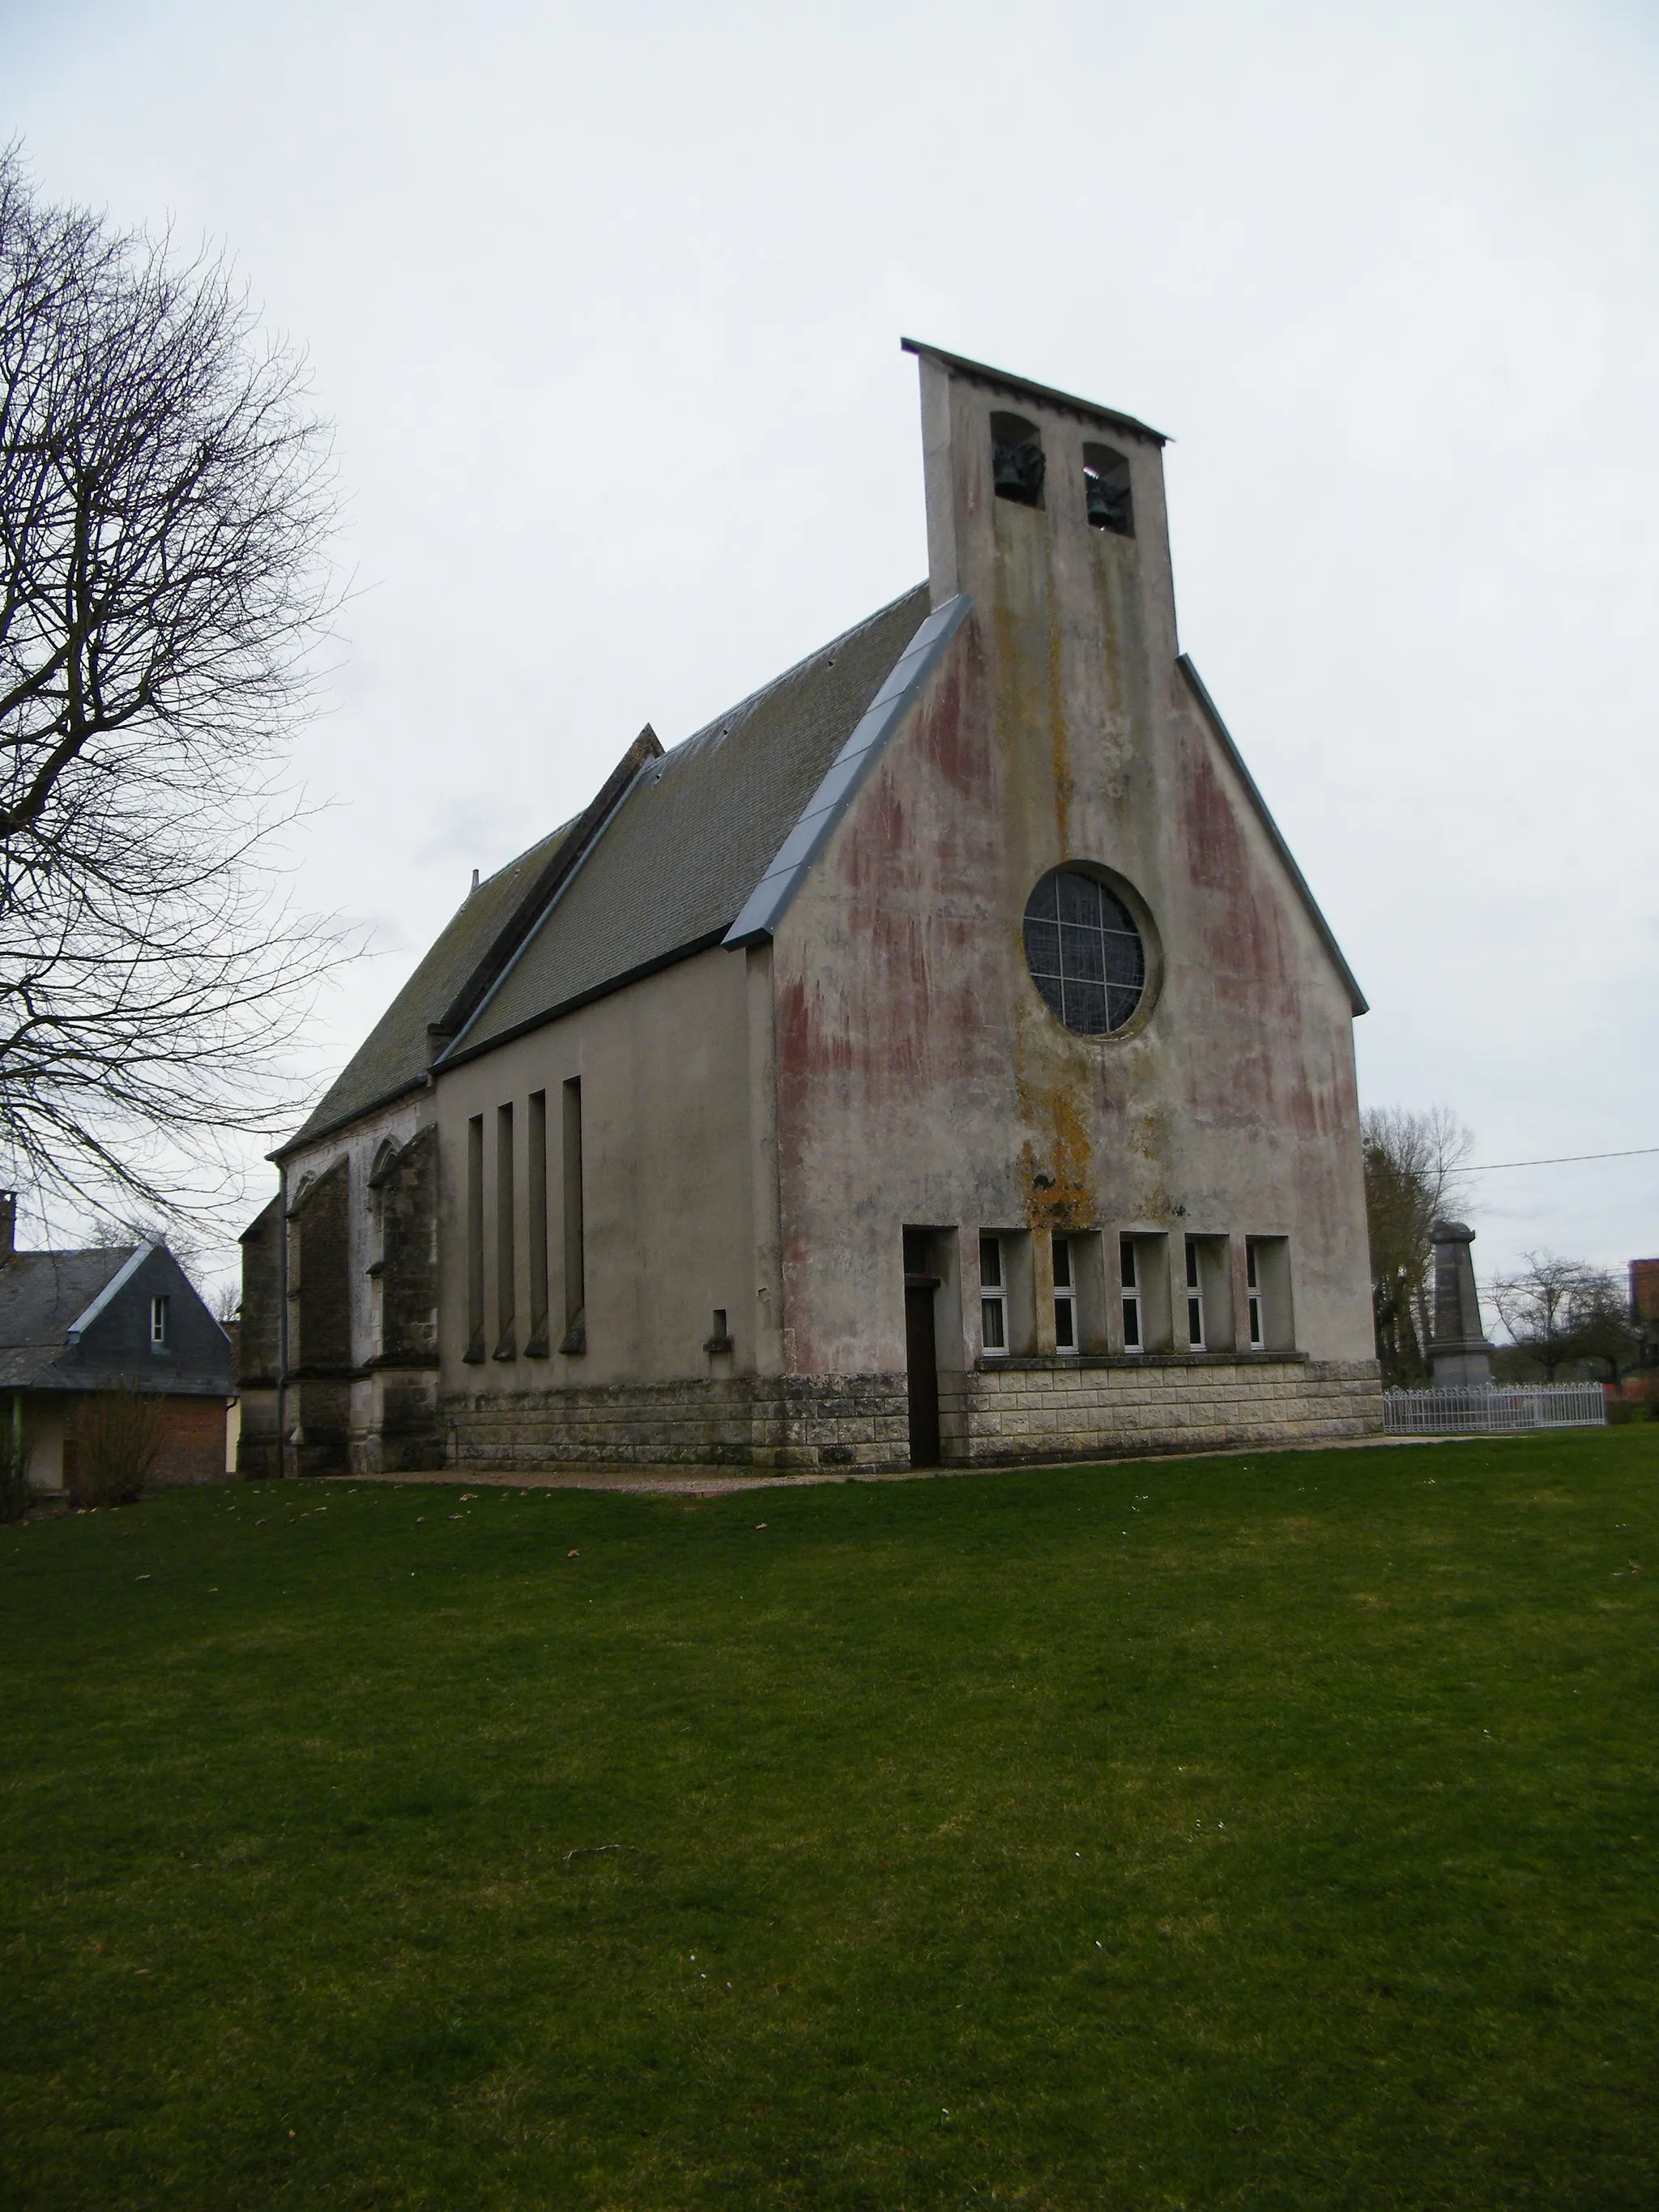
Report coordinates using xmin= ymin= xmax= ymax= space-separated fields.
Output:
xmin=436 ymin=748 xmax=658 ymax=1064
xmin=900 ymin=337 xmax=1169 ymax=446
xmin=66 ymin=1240 xmax=155 ymax=1343
xmin=724 ymin=593 xmax=971 ymax=949
xmin=1176 ymin=654 xmax=1368 ymax=1018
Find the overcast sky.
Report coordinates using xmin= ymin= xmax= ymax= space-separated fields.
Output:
xmin=7 ymin=0 xmax=1658 ymax=1292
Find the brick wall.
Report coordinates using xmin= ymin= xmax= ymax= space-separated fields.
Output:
xmin=63 ymin=1391 xmax=229 ymax=1490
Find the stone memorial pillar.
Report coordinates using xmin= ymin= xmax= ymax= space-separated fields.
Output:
xmin=1427 ymin=1220 xmax=1494 ymax=1388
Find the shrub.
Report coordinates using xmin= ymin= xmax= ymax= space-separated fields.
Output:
xmin=0 ymin=1418 xmax=32 ymax=1523
xmin=70 ymin=1388 xmax=162 ymax=1508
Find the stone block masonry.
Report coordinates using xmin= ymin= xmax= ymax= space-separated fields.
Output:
xmin=441 ymin=1375 xmax=912 ymax=1473
xmin=440 ymin=1356 xmax=1380 ymax=1473
xmin=941 ymin=1356 xmax=1380 ymax=1468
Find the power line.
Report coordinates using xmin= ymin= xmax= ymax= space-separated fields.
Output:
xmin=1463 ymin=1144 xmax=1659 ymax=1173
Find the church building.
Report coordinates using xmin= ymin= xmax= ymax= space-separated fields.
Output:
xmin=238 ymin=341 xmax=1380 ymax=1477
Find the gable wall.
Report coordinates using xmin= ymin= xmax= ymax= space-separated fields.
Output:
xmin=68 ymin=1245 xmax=232 ymax=1393
xmin=770 ymin=361 xmax=1373 ymax=1385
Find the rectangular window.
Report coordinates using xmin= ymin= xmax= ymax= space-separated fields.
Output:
xmin=466 ymin=1113 xmax=485 ymax=1360
xmin=1052 ymin=1234 xmax=1078 ymax=1353
xmin=980 ymin=1233 xmax=1009 ymax=1355
xmin=495 ymin=1102 xmax=515 ymax=1357
xmin=561 ymin=1077 xmax=586 ymax=1351
xmin=1120 ymin=1236 xmax=1143 ymax=1353
xmin=527 ymin=1090 xmax=549 ymax=1353
xmin=1246 ymin=1240 xmax=1265 ymax=1349
xmin=149 ymin=1294 xmax=169 ymax=1346
xmin=1185 ymin=1237 xmax=1205 ymax=1350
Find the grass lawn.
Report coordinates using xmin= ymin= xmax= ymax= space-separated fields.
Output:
xmin=2 ymin=1433 xmax=1657 ymax=2210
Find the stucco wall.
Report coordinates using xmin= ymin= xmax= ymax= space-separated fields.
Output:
xmin=435 ymin=942 xmax=781 ymax=1426
xmin=23 ymin=1396 xmax=64 ymax=1492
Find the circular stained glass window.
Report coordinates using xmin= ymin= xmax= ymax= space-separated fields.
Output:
xmin=1023 ymin=867 xmax=1147 ymax=1035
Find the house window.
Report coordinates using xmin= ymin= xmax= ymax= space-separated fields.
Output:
xmin=980 ymin=1234 xmax=1009 ymax=1356
xmin=1023 ymin=867 xmax=1147 ymax=1036
xmin=1120 ymin=1237 xmax=1143 ymax=1353
xmin=991 ymin=411 xmax=1045 ymax=508
xmin=1052 ymin=1235 xmax=1078 ymax=1353
xmin=1184 ymin=1238 xmax=1205 ymax=1349
xmin=1083 ymin=442 xmax=1134 ymax=536
xmin=1246 ymin=1241 xmax=1265 ymax=1349
xmin=149 ymin=1294 xmax=169 ymax=1347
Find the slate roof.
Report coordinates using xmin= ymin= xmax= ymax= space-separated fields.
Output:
xmin=0 ymin=1248 xmax=133 ymax=1389
xmin=282 ymin=821 xmax=578 ymax=1152
xmin=443 ymin=584 xmax=931 ymax=1062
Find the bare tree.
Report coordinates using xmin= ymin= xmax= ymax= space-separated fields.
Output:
xmin=1360 ymin=1106 xmax=1473 ymax=1383
xmin=1565 ymin=1272 xmax=1642 ymax=1383
xmin=1492 ymin=1255 xmax=1637 ymax=1382
xmin=0 ymin=147 xmax=343 ymax=1228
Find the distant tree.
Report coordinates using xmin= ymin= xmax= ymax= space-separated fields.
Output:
xmin=1491 ymin=1254 xmax=1636 ymax=1382
xmin=1361 ymin=1106 xmax=1473 ymax=1384
xmin=0 ymin=147 xmax=343 ymax=1229
xmin=1565 ymin=1272 xmax=1643 ymax=1383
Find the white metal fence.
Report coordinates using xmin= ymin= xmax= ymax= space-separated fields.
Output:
xmin=1382 ymin=1383 xmax=1607 ymax=1435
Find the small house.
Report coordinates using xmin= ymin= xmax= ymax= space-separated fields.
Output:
xmin=0 ymin=1196 xmax=234 ymax=1494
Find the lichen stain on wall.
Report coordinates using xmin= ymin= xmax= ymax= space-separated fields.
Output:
xmin=1016 ymin=1076 xmax=1094 ymax=1231
xmin=1088 ymin=538 xmax=1135 ymax=808
xmin=1046 ymin=593 xmax=1072 ymax=858
xmin=991 ymin=501 xmax=1070 ymax=863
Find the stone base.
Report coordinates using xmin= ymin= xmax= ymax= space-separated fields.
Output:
xmin=441 ymin=1374 xmax=912 ymax=1473
xmin=438 ymin=1357 xmax=1383 ymax=1473
xmin=1430 ymin=1348 xmax=1494 ymax=1389
xmin=943 ymin=1355 xmax=1382 ymax=1465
